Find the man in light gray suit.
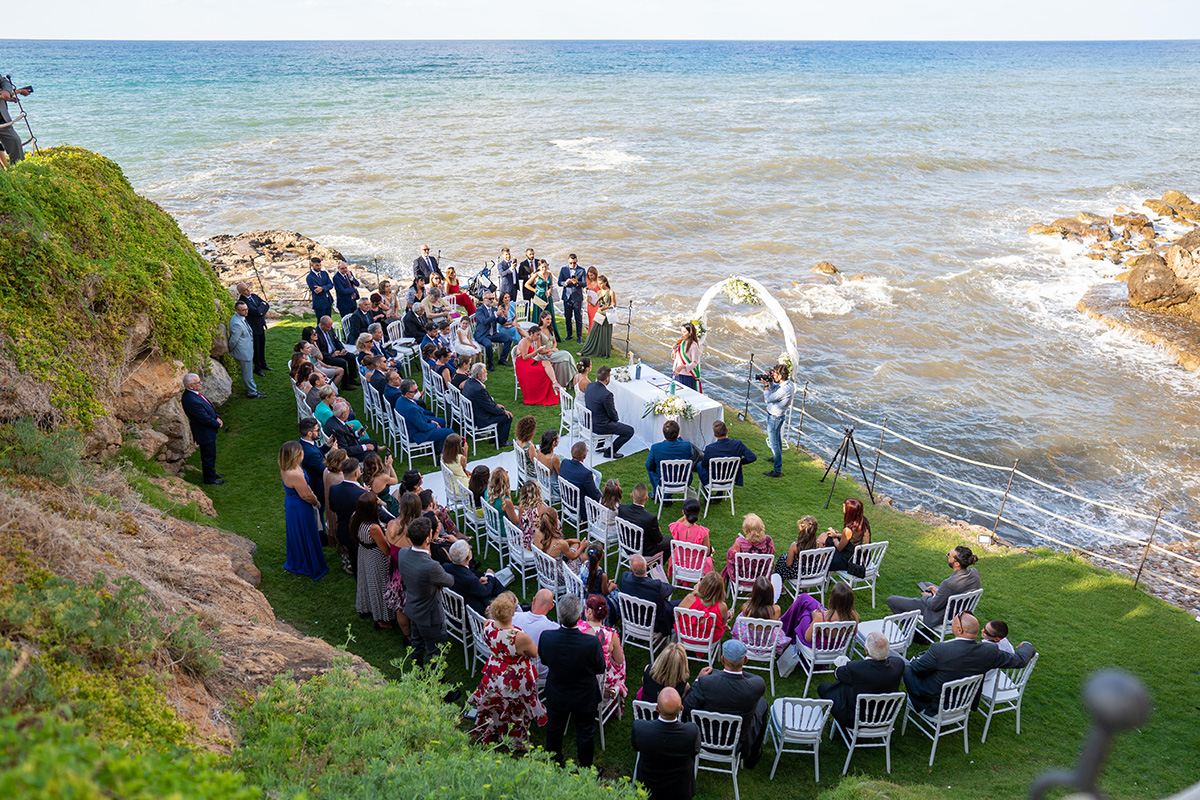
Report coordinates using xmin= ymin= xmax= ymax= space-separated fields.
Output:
xmin=396 ymin=516 xmax=454 ymax=665
xmin=228 ymin=300 xmax=264 ymax=399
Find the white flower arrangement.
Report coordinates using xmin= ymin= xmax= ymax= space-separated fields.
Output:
xmin=611 ymin=366 xmax=633 ymax=382
xmin=643 ymin=394 xmax=697 ymax=420
xmin=691 ymin=317 xmax=707 ymax=343
xmin=723 ymin=276 xmax=761 ymax=305
xmin=777 ymin=350 xmax=794 ymax=374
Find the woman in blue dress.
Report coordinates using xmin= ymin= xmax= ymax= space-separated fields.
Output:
xmin=523 ymin=259 xmax=561 ymax=341
xmin=280 ymin=441 xmax=328 ymax=580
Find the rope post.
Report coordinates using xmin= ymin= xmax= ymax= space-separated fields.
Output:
xmin=739 ymin=354 xmax=755 ymax=421
xmin=1133 ymin=506 xmax=1163 ymax=590
xmin=793 ymin=381 xmax=809 ymax=448
xmin=992 ymin=459 xmax=1020 ymax=534
xmin=624 ymin=300 xmax=633 ymax=357
xmin=870 ymin=416 xmax=888 ymax=497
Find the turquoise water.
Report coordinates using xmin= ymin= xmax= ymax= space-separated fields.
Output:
xmin=6 ymin=40 xmax=1200 ymax=544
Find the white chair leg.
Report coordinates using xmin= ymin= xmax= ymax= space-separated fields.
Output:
xmin=842 ymin=733 xmax=855 ymax=775
xmin=884 ymin=733 xmax=892 ymax=773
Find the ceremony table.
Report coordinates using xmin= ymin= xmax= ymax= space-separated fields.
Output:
xmin=608 ymin=364 xmax=724 ymax=450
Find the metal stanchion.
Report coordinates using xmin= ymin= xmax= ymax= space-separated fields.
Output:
xmin=1133 ymin=507 xmax=1163 ymax=590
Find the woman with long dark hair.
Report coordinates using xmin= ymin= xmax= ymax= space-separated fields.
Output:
xmin=822 ymin=497 xmax=871 ymax=575
xmin=671 ymin=321 xmax=702 ymax=391
xmin=532 ymin=310 xmax=574 ymax=390
xmin=349 ymin=492 xmax=392 ymax=628
xmin=579 ymin=274 xmax=615 ymax=358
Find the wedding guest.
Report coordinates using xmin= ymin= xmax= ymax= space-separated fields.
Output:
xmin=559 ymin=441 xmax=601 ymax=521
xmin=886 ymin=546 xmax=982 ymax=627
xmin=396 ymin=516 xmax=454 ymax=665
xmin=517 ymin=480 xmax=551 ymax=550
xmin=638 ymin=641 xmax=691 ymax=702
xmin=697 ymin=419 xmax=757 ymax=487
xmin=406 ymin=275 xmax=427 ymax=310
xmin=782 ymin=582 xmax=859 ymax=649
xmin=720 ymin=513 xmax=775 ymax=582
xmin=441 ymin=433 xmax=471 ymax=492
xmin=306 ymin=257 xmax=334 ymax=319
xmin=818 ymin=631 xmax=906 ymax=731
xmin=513 ymin=589 xmax=558 ymax=682
xmin=316 ymin=316 xmax=359 ymax=389
xmin=618 ymin=553 xmax=675 ymax=637
xmin=486 ymin=467 xmax=521 ymax=526
xmin=775 ymin=515 xmax=819 ymax=584
xmin=513 ymin=329 xmax=560 ymax=406
xmin=579 ymin=544 xmax=619 ymax=620
xmin=618 ymin=482 xmax=670 ymax=561
xmin=181 ymin=373 xmax=223 ymax=485
xmin=525 ymin=260 xmax=562 ymax=341
xmin=584 ymin=266 xmax=601 ymax=330
xmin=821 ymin=497 xmax=871 ymax=577
xmin=528 ymin=429 xmax=562 ymax=501
xmin=350 ymin=492 xmax=392 ymax=628
xmin=677 ymin=570 xmax=731 ymax=642
xmin=462 ymin=363 xmax=514 ymax=443
xmin=671 ymin=322 xmax=702 ymax=391
xmin=469 ymin=591 xmax=546 ymax=751
xmin=572 ymin=358 xmax=592 ymax=395
xmin=473 ymin=291 xmax=513 ymax=368
xmin=228 ymin=301 xmax=262 ymax=398
xmin=280 ymin=441 xmax=327 ymax=581
xmin=383 ymin=494 xmax=417 ymax=638
xmin=558 ymin=253 xmax=587 ymax=344
xmin=377 ymin=279 xmax=402 ymax=321
xmin=497 ymin=247 xmax=518 ymax=300
xmin=534 ymin=507 xmax=588 ymax=581
xmin=518 ymin=247 xmax=537 ymax=303
xmin=452 ymin=315 xmax=482 ymax=363
xmin=645 ymin=419 xmax=700 ymax=497
xmin=332 ymin=261 xmax=362 ymax=318
xmin=413 ymin=244 xmax=442 ymax=282
xmin=731 ymin=576 xmax=788 ymax=655
xmin=532 ymin=311 xmax=574 ymax=389
xmin=668 ymin=498 xmax=713 ymax=582
xmin=576 ymin=593 xmax=626 ymax=712
xmin=579 ymin=275 xmax=615 ymax=358
xmin=632 ymin=686 xmax=702 ymax=800
xmin=322 ymin=448 xmax=349 ymax=559
xmin=682 ymin=639 xmax=769 ymax=769
xmin=235 ymin=282 xmax=271 ymax=375
xmin=360 ymin=451 xmax=399 ymax=518
xmin=494 ymin=292 xmax=523 ymax=343
xmin=447 ymin=539 xmax=504 ymax=614
xmin=328 ymin=458 xmax=366 ymax=576
xmin=394 ymin=378 xmax=454 ymax=455
xmin=514 ymin=415 xmax=538 ymax=452
xmin=444 ymin=266 xmax=477 ymax=315
xmin=540 ymin=595 xmax=605 ymax=767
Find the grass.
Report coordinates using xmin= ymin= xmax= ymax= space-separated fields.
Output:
xmin=182 ymin=317 xmax=1200 ymax=800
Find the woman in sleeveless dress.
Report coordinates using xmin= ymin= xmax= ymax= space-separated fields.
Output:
xmin=576 ymin=593 xmax=628 ymax=715
xmin=516 ymin=479 xmax=550 ymax=551
xmin=579 ymin=275 xmax=615 ymax=358
xmin=584 ymin=266 xmax=600 ymax=331
xmin=523 ymin=260 xmax=561 ymax=341
xmin=534 ymin=507 xmax=588 ymax=580
xmin=533 ymin=311 xmax=574 ymax=390
xmin=349 ymin=492 xmax=392 ymax=628
xmin=731 ymin=575 xmax=789 ymax=655
xmin=444 ymin=266 xmax=477 ymax=315
xmin=668 ymin=498 xmax=714 ymax=584
xmin=280 ymin=442 xmax=328 ymax=581
xmin=678 ymin=570 xmax=731 ymax=643
xmin=383 ymin=493 xmax=420 ymax=639
xmin=775 ymin=515 xmax=819 ymax=585
xmin=513 ymin=331 xmax=559 ymax=406
xmin=470 ymin=592 xmax=546 ymax=751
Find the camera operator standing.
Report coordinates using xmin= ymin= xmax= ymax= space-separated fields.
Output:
xmin=758 ymin=364 xmax=794 ymax=478
xmin=0 ymin=76 xmax=32 ymax=165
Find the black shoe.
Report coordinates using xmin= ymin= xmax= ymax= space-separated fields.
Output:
xmin=576 ymin=339 xmax=583 ymax=344
xmin=442 ymin=689 xmax=463 ymax=704
xmin=247 ymin=392 xmax=266 ymax=399
xmin=612 ymin=452 xmax=625 ymax=460
xmin=846 ymin=562 xmax=867 ymax=578
xmin=204 ymin=478 xmax=225 ymax=485
xmin=497 ymin=360 xmax=510 ymax=366
xmin=215 ymin=473 xmax=226 ymax=479
xmin=262 ymin=365 xmax=274 ymax=372
xmin=253 ymin=369 xmax=265 ymax=377
xmin=762 ymin=470 xmax=782 ymax=478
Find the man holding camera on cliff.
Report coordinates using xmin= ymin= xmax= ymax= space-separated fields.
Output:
xmin=0 ymin=76 xmax=33 ymax=166
xmin=759 ymin=363 xmax=794 ymax=478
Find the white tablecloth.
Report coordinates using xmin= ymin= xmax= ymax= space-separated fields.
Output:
xmin=609 ymin=365 xmax=724 ymax=449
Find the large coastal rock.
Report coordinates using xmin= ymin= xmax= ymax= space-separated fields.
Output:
xmin=1128 ymin=255 xmax=1193 ymax=309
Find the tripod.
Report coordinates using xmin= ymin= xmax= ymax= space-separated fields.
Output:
xmin=820 ymin=426 xmax=875 ymax=508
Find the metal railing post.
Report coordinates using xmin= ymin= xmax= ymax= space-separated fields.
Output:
xmin=992 ymin=459 xmax=1019 ymax=534
xmin=739 ymin=354 xmax=755 ymax=421
xmin=793 ymin=380 xmax=809 ymax=448
xmin=1133 ymin=507 xmax=1163 ymax=590
xmin=870 ymin=416 xmax=888 ymax=496
xmin=624 ymin=300 xmax=633 ymax=357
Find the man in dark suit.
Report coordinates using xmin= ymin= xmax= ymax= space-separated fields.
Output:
xmin=517 ymin=247 xmax=536 ymax=302
xmin=445 ymin=540 xmax=503 ymax=614
xmin=697 ymin=419 xmax=757 ymax=487
xmin=412 ymin=245 xmax=442 ymax=282
xmin=341 ymin=298 xmax=373 ymax=345
xmin=323 ymin=400 xmax=378 ymax=459
xmin=394 ymin=379 xmax=454 ymax=455
xmin=461 ymin=364 xmax=513 ymax=444
xmin=306 ymin=257 xmax=334 ymax=319
xmin=327 ymin=458 xmax=366 ymax=576
xmin=903 ymin=612 xmax=1035 ymax=714
xmin=886 ymin=546 xmax=982 ymax=628
xmin=618 ymin=483 xmax=670 ymax=560
xmin=617 ymin=553 xmax=676 ymax=636
xmin=540 ymin=594 xmax=606 ymax=768
xmin=315 ymin=316 xmax=359 ymax=389
xmin=382 ymin=369 xmax=405 ymax=409
xmin=645 ymin=419 xmax=700 ymax=496
xmin=559 ymin=441 xmax=601 ymax=520
xmin=180 ymin=372 xmax=224 ymax=485
xmin=557 ymin=253 xmax=587 ymax=344
xmin=396 ymin=517 xmax=455 ymax=665
xmin=497 ymin=247 xmax=518 ymax=301
xmin=363 ymin=356 xmax=389 ymax=401
xmin=332 ymin=261 xmax=361 ymax=318
xmin=633 ymin=687 xmax=701 ymax=799
xmin=297 ymin=419 xmax=328 ymax=502
xmin=472 ymin=292 xmax=512 ymax=368
xmin=683 ymin=639 xmax=769 ymax=768
xmin=235 ymin=282 xmax=272 ymax=375
xmin=584 ymin=367 xmax=634 ymax=457
xmin=817 ymin=631 xmax=906 ymax=730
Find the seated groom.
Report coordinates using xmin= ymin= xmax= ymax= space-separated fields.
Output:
xmin=559 ymin=441 xmax=601 ymax=520
xmin=473 ymin=291 xmax=513 ymax=369
xmin=461 ymin=363 xmax=513 ymax=443
xmin=645 ymin=419 xmax=700 ymax=496
xmin=583 ymin=366 xmax=634 ymax=458
xmin=394 ymin=378 xmax=454 ymax=454
xmin=697 ymin=419 xmax=757 ymax=486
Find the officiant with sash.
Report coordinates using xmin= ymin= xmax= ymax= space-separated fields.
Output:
xmin=671 ymin=322 xmax=702 ymax=392
xmin=579 ymin=274 xmax=616 ymax=358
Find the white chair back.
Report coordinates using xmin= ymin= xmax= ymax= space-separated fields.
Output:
xmin=562 ymin=565 xmax=585 ymax=599
xmin=512 ymin=439 xmax=531 ymax=486
xmin=730 ymin=552 xmax=775 ymax=605
xmin=480 ymin=500 xmax=508 ymax=562
xmin=503 ymin=517 xmax=535 ymax=595
xmin=739 ymin=617 xmax=783 ymax=695
xmin=831 ymin=691 xmax=907 ymax=776
xmin=632 ymin=699 xmax=657 ymax=721
xmin=394 ymin=412 xmax=435 ymax=471
xmin=797 ymin=620 xmax=858 ymax=695
xmin=559 ymin=390 xmax=576 ymax=438
xmin=670 ymin=540 xmax=709 ymax=591
xmin=792 ymin=546 xmax=836 ymax=604
xmin=584 ymin=496 xmax=615 ymax=573
xmin=617 ymin=593 xmax=660 ymax=663
xmin=856 ymin=609 xmax=920 ymax=660
xmin=558 ymin=477 xmax=583 ymax=534
xmin=834 ymin=540 xmax=889 ymax=607
xmin=466 ymin=606 xmax=489 ymax=675
xmin=902 ymin=673 xmax=985 ymax=766
xmin=692 ymin=710 xmax=743 ymax=800
xmin=429 ymin=371 xmax=448 ymax=417
xmin=701 ymin=456 xmax=741 ymax=517
xmin=655 ymin=459 xmax=694 ymax=515
xmin=615 ymin=516 xmax=645 ymax=577
xmin=446 ymin=383 xmax=463 ymax=431
xmin=577 ymin=407 xmax=611 ymax=468
xmin=532 ymin=545 xmax=563 ymax=595
xmin=673 ymin=606 xmax=719 ymax=666
xmin=979 ymin=651 xmax=1038 ymax=742
xmin=767 ymin=697 xmax=833 ymax=781
xmin=460 ymin=397 xmax=500 ymax=450
xmin=440 ymin=588 xmax=471 ymax=670
xmin=533 ymin=459 xmax=558 ymax=507
xmin=923 ymin=588 xmax=984 ymax=642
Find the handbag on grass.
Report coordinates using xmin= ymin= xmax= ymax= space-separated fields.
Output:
xmin=777 ymin=641 xmax=801 ymax=677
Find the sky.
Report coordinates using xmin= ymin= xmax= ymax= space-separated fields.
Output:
xmin=8 ymin=0 xmax=1200 ymax=41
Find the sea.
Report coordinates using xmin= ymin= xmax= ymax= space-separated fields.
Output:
xmin=6 ymin=39 xmax=1200 ymax=551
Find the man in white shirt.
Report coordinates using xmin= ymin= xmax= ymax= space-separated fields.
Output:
xmin=980 ymin=619 xmax=1015 ymax=697
xmin=512 ymin=589 xmax=558 ymax=682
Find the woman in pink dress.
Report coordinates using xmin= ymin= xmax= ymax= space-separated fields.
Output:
xmin=720 ymin=512 xmax=776 ymax=582
xmin=584 ymin=266 xmax=600 ymax=330
xmin=576 ymin=593 xmax=627 ymax=716
xmin=677 ymin=570 xmax=731 ymax=642
xmin=470 ymin=592 xmax=546 ymax=751
xmin=668 ymin=498 xmax=714 ymax=586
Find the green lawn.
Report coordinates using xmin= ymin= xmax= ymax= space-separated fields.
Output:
xmin=191 ymin=317 xmax=1200 ymax=800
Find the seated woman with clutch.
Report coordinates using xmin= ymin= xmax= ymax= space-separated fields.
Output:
xmin=532 ymin=311 xmax=575 ymax=390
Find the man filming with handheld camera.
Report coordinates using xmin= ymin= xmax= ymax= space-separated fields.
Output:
xmin=0 ymin=75 xmax=33 ymax=166
xmin=757 ymin=363 xmax=794 ymax=478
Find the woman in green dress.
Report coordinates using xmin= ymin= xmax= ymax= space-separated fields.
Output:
xmin=523 ymin=260 xmax=561 ymax=341
xmin=533 ymin=311 xmax=575 ymax=390
xmin=579 ymin=274 xmax=616 ymax=358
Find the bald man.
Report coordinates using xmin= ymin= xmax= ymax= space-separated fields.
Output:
xmin=632 ymin=686 xmax=701 ymax=799
xmin=513 ymin=589 xmax=558 ymax=681
xmin=235 ymin=282 xmax=271 ymax=374
xmin=903 ymin=612 xmax=1035 ymax=714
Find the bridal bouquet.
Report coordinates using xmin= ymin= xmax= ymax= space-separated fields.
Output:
xmin=643 ymin=394 xmax=696 ymax=420
xmin=723 ymin=276 xmax=760 ymax=305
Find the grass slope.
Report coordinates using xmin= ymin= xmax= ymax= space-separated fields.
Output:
xmin=191 ymin=318 xmax=1200 ymax=800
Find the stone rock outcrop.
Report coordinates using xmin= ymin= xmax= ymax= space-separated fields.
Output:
xmin=1128 ymin=255 xmax=1193 ymax=309
xmin=812 ymin=260 xmax=841 ymax=275
xmin=202 ymin=358 xmax=233 ymax=407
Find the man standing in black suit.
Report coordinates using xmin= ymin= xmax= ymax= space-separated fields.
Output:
xmin=412 ymin=245 xmax=442 ymax=282
xmin=903 ymin=612 xmax=1035 ymax=714
xmin=180 ymin=373 xmax=224 ymax=485
xmin=633 ymin=687 xmax=701 ymax=799
xmin=617 ymin=554 xmax=676 ymax=636
xmin=540 ymin=594 xmax=605 ymax=768
xmin=327 ymin=458 xmax=366 ymax=576
xmin=618 ymin=483 xmax=671 ymax=560
xmin=461 ymin=364 xmax=513 ymax=444
xmin=683 ymin=639 xmax=769 ymax=768
xmin=583 ymin=367 xmax=634 ymax=457
xmin=817 ymin=632 xmax=906 ymax=730
xmin=517 ymin=247 xmax=536 ymax=302
xmin=315 ymin=316 xmax=358 ymax=389
xmin=297 ymin=419 xmax=327 ymax=502
xmin=236 ymin=282 xmax=272 ymax=376
xmin=396 ymin=517 xmax=455 ymax=665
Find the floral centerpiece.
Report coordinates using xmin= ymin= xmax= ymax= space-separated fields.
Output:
xmin=643 ymin=394 xmax=696 ymax=420
xmin=611 ymin=366 xmax=633 ymax=382
xmin=777 ymin=350 xmax=794 ymax=374
xmin=691 ymin=317 xmax=707 ymax=343
xmin=723 ymin=276 xmax=760 ymax=305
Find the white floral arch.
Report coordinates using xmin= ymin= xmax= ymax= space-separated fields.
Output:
xmin=693 ymin=276 xmax=799 ymax=373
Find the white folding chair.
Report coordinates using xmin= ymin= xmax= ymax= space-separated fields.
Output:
xmin=794 ymin=620 xmax=857 ymax=695
xmin=420 ymin=359 xmax=433 ymax=391
xmin=562 ymin=565 xmax=585 ymax=599
xmin=428 ymin=371 xmax=448 ymax=419
xmin=445 ymin=383 xmax=464 ymax=433
xmin=670 ymin=540 xmax=709 ymax=592
xmin=596 ymin=674 xmax=624 ymax=751
xmin=692 ymin=710 xmax=743 ymax=800
xmin=615 ymin=516 xmax=645 ymax=579
xmin=832 ymin=540 xmax=889 ymax=607
xmin=533 ymin=459 xmax=559 ymax=508
xmin=394 ymin=413 xmax=435 ymax=470
xmin=767 ymin=697 xmax=833 ymax=781
xmin=332 ymin=319 xmax=345 ymax=344
xmin=585 ymin=497 xmax=616 ymax=574
xmin=830 ymin=692 xmax=907 ymax=775
xmin=441 ymin=465 xmax=469 ymax=527
xmin=512 ymin=439 xmax=532 ymax=487
xmin=740 ymin=617 xmax=784 ymax=695
xmin=728 ymin=552 xmax=775 ymax=607
xmin=502 ymin=517 xmax=537 ymax=595
xmin=789 ymin=546 xmax=836 ymax=605
xmin=480 ymin=501 xmax=508 ymax=563
xmin=559 ymin=390 xmax=576 ymax=439
xmin=617 ymin=594 xmax=662 ymax=664
xmin=440 ymin=588 xmax=470 ymax=670
xmin=654 ymin=459 xmax=694 ymax=518
xmin=978 ymin=652 xmax=1039 ymax=743
xmin=558 ymin=477 xmax=584 ymax=536
xmin=460 ymin=399 xmax=500 ymax=451
xmin=700 ymin=456 xmax=741 ymax=517
xmin=577 ymin=407 xmax=612 ymax=469
xmin=466 ymin=606 xmax=489 ymax=676
xmin=917 ymin=588 xmax=983 ymax=643
xmin=633 ymin=699 xmax=657 ymax=720
xmin=854 ymin=609 xmax=920 ymax=660
xmin=674 ymin=606 xmax=720 ymax=667
xmin=532 ymin=545 xmax=563 ymax=596
xmin=903 ymin=673 xmax=985 ymax=766
xmin=293 ymin=383 xmax=316 ymax=422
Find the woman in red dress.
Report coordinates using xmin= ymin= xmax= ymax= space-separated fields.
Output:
xmin=469 ymin=592 xmax=546 ymax=752
xmin=512 ymin=329 xmax=560 ymax=406
xmin=444 ymin=266 xmax=477 ymax=315
xmin=584 ymin=266 xmax=600 ymax=331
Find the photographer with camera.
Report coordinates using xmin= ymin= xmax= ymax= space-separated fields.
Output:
xmin=0 ymin=76 xmax=33 ymax=165
xmin=757 ymin=363 xmax=794 ymax=478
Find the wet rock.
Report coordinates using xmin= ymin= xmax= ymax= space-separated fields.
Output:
xmin=1112 ymin=211 xmax=1150 ymax=228
xmin=1166 ymin=228 xmax=1200 ymax=283
xmin=1128 ymin=255 xmax=1193 ymax=309
xmin=812 ymin=260 xmax=840 ymax=275
xmin=1027 ymin=224 xmax=1067 ymax=237
xmin=1162 ymin=190 xmax=1194 ymax=207
xmin=1080 ymin=225 xmax=1113 ymax=241
xmin=1131 ymin=224 xmax=1157 ymax=240
xmin=1051 ymin=217 xmax=1089 ymax=235
xmin=1077 ymin=211 xmax=1108 ymax=225
xmin=1127 ymin=252 xmax=1167 ymax=269
xmin=1144 ymin=199 xmax=1183 ymax=219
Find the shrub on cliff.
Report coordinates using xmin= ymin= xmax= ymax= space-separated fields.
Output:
xmin=0 ymin=147 xmax=227 ymax=427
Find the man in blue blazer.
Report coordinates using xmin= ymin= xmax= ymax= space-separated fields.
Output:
xmin=332 ymin=261 xmax=361 ymax=318
xmin=557 ymin=253 xmax=587 ymax=344
xmin=645 ymin=420 xmax=700 ymax=496
xmin=559 ymin=441 xmax=601 ymax=520
xmin=460 ymin=364 xmax=513 ymax=444
xmin=297 ymin=419 xmax=328 ymax=499
xmin=180 ymin=372 xmax=224 ymax=485
xmin=583 ymin=367 xmax=634 ymax=458
xmin=306 ymin=257 xmax=335 ymax=319
xmin=472 ymin=292 xmax=512 ymax=369
xmin=394 ymin=379 xmax=454 ymax=455
xmin=382 ymin=370 xmax=405 ymax=409
xmin=697 ymin=419 xmax=757 ymax=487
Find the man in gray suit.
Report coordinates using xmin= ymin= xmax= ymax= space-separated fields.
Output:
xmin=886 ymin=545 xmax=981 ymax=628
xmin=396 ymin=517 xmax=454 ymax=665
xmin=903 ymin=612 xmax=1035 ymax=714
xmin=228 ymin=300 xmax=264 ymax=398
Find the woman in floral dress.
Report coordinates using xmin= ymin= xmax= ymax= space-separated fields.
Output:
xmin=576 ymin=593 xmax=627 ymax=717
xmin=470 ymin=592 xmax=546 ymax=751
